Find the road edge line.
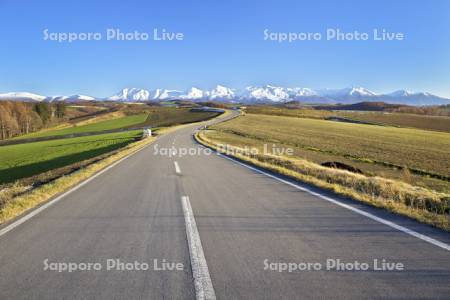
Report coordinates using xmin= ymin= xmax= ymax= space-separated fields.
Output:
xmin=181 ymin=196 xmax=216 ymax=300
xmin=215 ymin=153 xmax=450 ymax=252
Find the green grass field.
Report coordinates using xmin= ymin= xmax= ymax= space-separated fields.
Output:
xmin=0 ymin=130 xmax=141 ymax=184
xmin=17 ymin=108 xmax=219 ymax=140
xmin=20 ymin=114 xmax=148 ymax=139
xmin=208 ymin=114 xmax=450 ymax=192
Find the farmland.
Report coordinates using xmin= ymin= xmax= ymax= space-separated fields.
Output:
xmin=142 ymin=107 xmax=221 ymax=127
xmin=246 ymin=106 xmax=450 ymax=132
xmin=18 ymin=113 xmax=148 ymax=139
xmin=339 ymin=111 xmax=450 ymax=132
xmin=207 ymin=114 xmax=450 ymax=193
xmin=0 ymin=130 xmax=142 ymax=184
xmin=15 ymin=107 xmax=220 ymax=140
xmin=245 ymin=106 xmax=333 ymax=119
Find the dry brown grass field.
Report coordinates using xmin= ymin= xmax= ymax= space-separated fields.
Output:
xmin=246 ymin=106 xmax=450 ymax=132
xmin=208 ymin=114 xmax=450 ymax=190
xmin=199 ymin=113 xmax=450 ymax=230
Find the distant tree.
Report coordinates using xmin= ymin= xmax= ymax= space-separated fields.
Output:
xmin=30 ymin=110 xmax=43 ymax=131
xmin=0 ymin=106 xmax=18 ymax=139
xmin=13 ymin=102 xmax=33 ymax=134
xmin=34 ymin=102 xmax=51 ymax=124
xmin=55 ymin=102 xmax=66 ymax=118
xmin=0 ymin=101 xmax=62 ymax=139
xmin=0 ymin=108 xmax=9 ymax=139
xmin=0 ymin=102 xmax=13 ymax=139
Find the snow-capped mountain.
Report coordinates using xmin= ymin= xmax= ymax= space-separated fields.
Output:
xmin=387 ymin=89 xmax=436 ymax=99
xmin=46 ymin=95 xmax=96 ymax=102
xmin=243 ymin=85 xmax=290 ymax=102
xmin=1 ymin=85 xmax=449 ymax=105
xmin=287 ymin=87 xmax=317 ymax=99
xmin=108 ymin=88 xmax=151 ymax=101
xmin=237 ymin=85 xmax=449 ymax=105
xmin=388 ymin=90 xmax=415 ymax=97
xmin=0 ymin=92 xmax=46 ymax=102
xmin=181 ymin=87 xmax=208 ymax=100
xmin=255 ymin=86 xmax=446 ymax=105
xmin=317 ymin=87 xmax=377 ymax=97
xmin=303 ymin=87 xmax=379 ymax=104
xmin=349 ymin=87 xmax=378 ymax=97
xmin=68 ymin=94 xmax=96 ymax=101
xmin=0 ymin=92 xmax=97 ymax=102
xmin=150 ymin=85 xmax=235 ymax=102
xmin=152 ymin=89 xmax=184 ymax=100
xmin=235 ymin=86 xmax=379 ymax=103
xmin=210 ymin=85 xmax=235 ymax=101
xmin=45 ymin=96 xmax=68 ymax=102
xmin=382 ymin=90 xmax=447 ymax=105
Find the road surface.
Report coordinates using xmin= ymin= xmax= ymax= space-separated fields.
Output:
xmin=0 ymin=111 xmax=449 ymax=299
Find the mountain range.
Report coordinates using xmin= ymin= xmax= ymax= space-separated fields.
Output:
xmin=1 ymin=85 xmax=449 ymax=106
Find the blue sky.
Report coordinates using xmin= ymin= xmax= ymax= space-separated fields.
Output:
xmin=0 ymin=0 xmax=449 ymax=97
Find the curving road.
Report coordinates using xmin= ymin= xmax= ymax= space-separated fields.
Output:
xmin=0 ymin=111 xmax=449 ymax=299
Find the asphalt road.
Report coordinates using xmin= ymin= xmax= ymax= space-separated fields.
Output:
xmin=0 ymin=111 xmax=449 ymax=299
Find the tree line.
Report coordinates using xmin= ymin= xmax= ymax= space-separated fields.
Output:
xmin=390 ymin=105 xmax=450 ymax=116
xmin=0 ymin=101 xmax=66 ymax=140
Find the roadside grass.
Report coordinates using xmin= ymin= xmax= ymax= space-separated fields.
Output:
xmin=208 ymin=114 xmax=450 ymax=191
xmin=196 ymin=131 xmax=450 ymax=231
xmin=19 ymin=114 xmax=148 ymax=139
xmin=0 ymin=130 xmax=142 ymax=184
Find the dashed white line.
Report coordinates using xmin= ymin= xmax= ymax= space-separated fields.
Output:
xmin=174 ymin=161 xmax=181 ymax=174
xmin=181 ymin=196 xmax=216 ymax=300
xmin=216 ymin=153 xmax=450 ymax=252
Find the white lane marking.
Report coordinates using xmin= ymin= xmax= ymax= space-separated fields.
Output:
xmin=0 ymin=141 xmax=156 ymax=238
xmin=174 ymin=161 xmax=181 ymax=175
xmin=216 ymin=153 xmax=450 ymax=251
xmin=181 ymin=196 xmax=216 ymax=300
